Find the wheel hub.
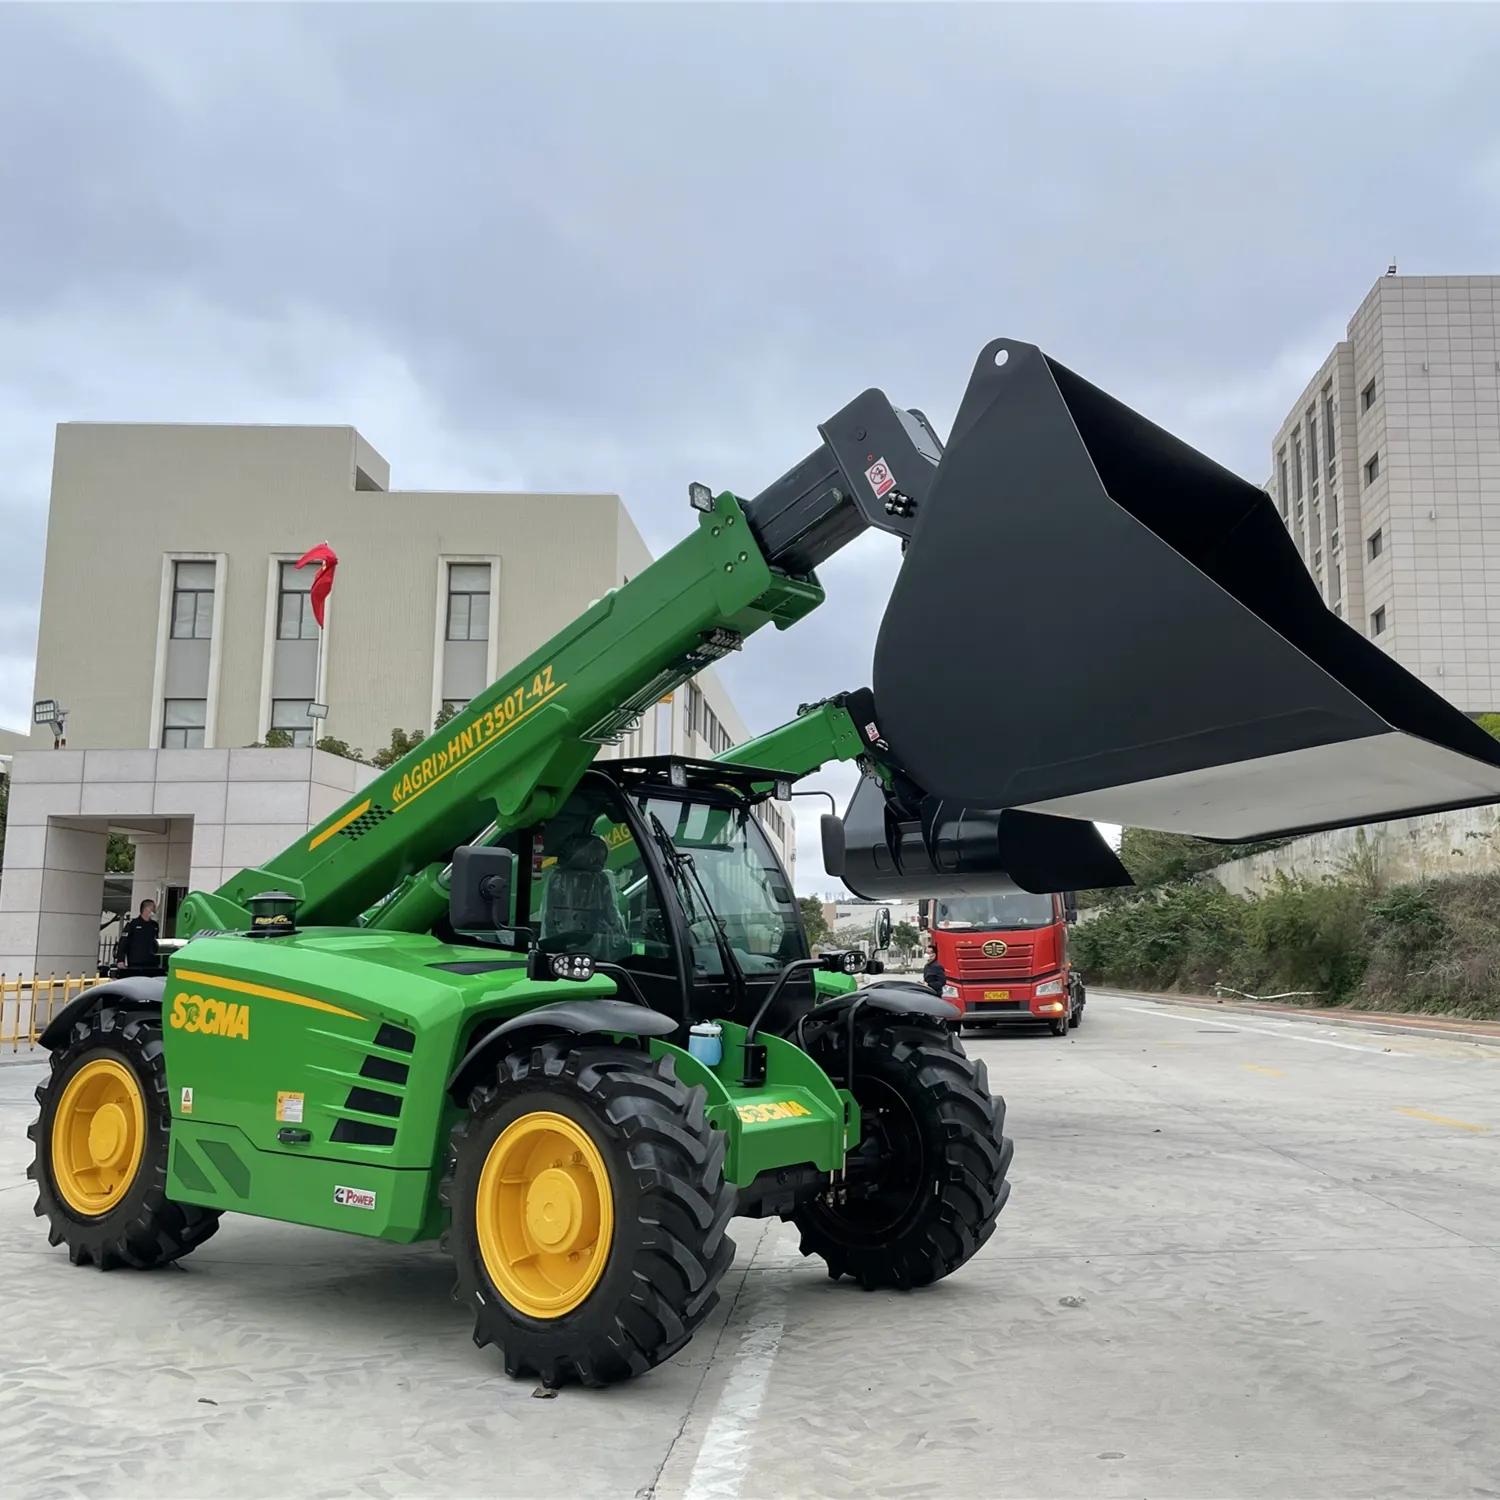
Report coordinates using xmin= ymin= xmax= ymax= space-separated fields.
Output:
xmin=88 ymin=1103 xmax=131 ymax=1170
xmin=524 ymin=1165 xmax=597 ymax=1254
xmin=475 ymin=1111 xmax=614 ymax=1318
xmin=50 ymin=1057 xmax=146 ymax=1218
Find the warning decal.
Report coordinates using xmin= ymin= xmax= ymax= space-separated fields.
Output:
xmin=864 ymin=457 xmax=896 ymax=498
xmin=276 ymin=1091 xmax=305 ymax=1124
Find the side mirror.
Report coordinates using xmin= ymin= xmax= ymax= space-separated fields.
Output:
xmin=1063 ymin=889 xmax=1079 ymax=925
xmin=874 ymin=906 xmax=893 ymax=952
xmin=449 ymin=846 xmax=517 ymax=935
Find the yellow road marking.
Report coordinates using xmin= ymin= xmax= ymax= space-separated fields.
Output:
xmin=1155 ymin=1039 xmax=1186 ymax=1047
xmin=1395 ymin=1108 xmax=1490 ymax=1134
xmin=1243 ymin=1064 xmax=1285 ymax=1077
xmin=174 ymin=968 xmax=364 ymax=1021
xmin=309 ymin=798 xmax=372 ymax=851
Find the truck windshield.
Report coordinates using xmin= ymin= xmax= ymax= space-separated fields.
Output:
xmin=634 ymin=795 xmax=805 ymax=976
xmin=935 ymin=894 xmax=1056 ymax=930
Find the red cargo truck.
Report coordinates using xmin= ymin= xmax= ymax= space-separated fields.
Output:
xmin=920 ymin=892 xmax=1084 ymax=1036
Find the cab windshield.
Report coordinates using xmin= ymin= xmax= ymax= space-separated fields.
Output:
xmin=935 ymin=893 xmax=1056 ymax=930
xmin=635 ymin=795 xmax=805 ymax=976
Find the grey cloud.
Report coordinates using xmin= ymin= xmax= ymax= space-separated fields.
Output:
xmin=3 ymin=2 xmax=1500 ymax=880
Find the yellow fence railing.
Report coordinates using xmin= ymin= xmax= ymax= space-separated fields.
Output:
xmin=1 ymin=975 xmax=106 ymax=1053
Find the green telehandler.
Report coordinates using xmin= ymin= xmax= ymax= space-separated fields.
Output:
xmin=29 ymin=339 xmax=1500 ymax=1386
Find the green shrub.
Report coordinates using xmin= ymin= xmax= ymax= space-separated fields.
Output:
xmin=1242 ymin=876 xmax=1367 ymax=1002
xmin=1072 ymin=882 xmax=1247 ymax=993
xmin=1077 ymin=853 xmax=1500 ymax=1020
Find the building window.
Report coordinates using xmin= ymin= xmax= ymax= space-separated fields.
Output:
xmin=1368 ymin=529 xmax=1383 ymax=560
xmin=1334 ymin=602 xmax=1343 ymax=619
xmin=654 ymin=695 xmax=674 ymax=754
xmin=441 ymin=698 xmax=469 ymax=719
xmin=1333 ymin=562 xmax=1342 ymax=604
xmin=271 ymin=698 xmax=315 ymax=748
xmin=1331 ymin=530 xmax=1341 ymax=555
xmin=1371 ymin=606 xmax=1386 ymax=636
xmin=1323 ymin=385 xmax=1336 ymax=474
xmin=445 ymin=563 xmax=491 ymax=642
xmin=1307 ymin=412 xmax=1319 ymax=495
xmin=1330 ymin=492 xmax=1339 ymax=530
xmin=1277 ymin=450 xmax=1289 ymax=519
xmin=277 ymin=561 xmax=319 ymax=640
xmin=1362 ymin=379 xmax=1376 ymax=411
xmin=161 ymin=698 xmax=207 ymax=749
xmin=695 ymin=692 xmax=733 ymax=756
xmin=1314 ymin=549 xmax=1322 ymax=571
xmin=1294 ymin=437 xmax=1305 ymax=502
xmin=1365 ymin=453 xmax=1380 ymax=486
xmin=170 ymin=560 xmax=215 ymax=640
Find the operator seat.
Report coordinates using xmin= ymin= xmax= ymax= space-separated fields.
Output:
xmin=538 ymin=832 xmax=631 ymax=963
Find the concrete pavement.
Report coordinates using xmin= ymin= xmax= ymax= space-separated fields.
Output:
xmin=5 ymin=995 xmax=1500 ymax=1498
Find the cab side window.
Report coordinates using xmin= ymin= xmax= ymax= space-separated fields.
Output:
xmin=528 ymin=783 xmax=669 ymax=962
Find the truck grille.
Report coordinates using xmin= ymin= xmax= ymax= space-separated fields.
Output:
xmin=953 ymin=940 xmax=1035 ymax=980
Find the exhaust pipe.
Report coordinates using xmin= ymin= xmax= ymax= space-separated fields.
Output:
xmin=870 ymin=339 xmax=1500 ymax=843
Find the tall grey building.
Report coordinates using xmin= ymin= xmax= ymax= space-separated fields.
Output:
xmin=1268 ymin=274 xmax=1500 ymax=714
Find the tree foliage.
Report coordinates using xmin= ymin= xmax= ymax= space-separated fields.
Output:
xmin=371 ymin=727 xmax=427 ymax=769
xmin=799 ymin=896 xmax=830 ymax=948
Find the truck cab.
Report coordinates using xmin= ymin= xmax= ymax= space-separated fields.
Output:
xmin=923 ymin=891 xmax=1084 ymax=1036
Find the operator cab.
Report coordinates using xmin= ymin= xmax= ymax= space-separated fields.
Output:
xmin=449 ymin=756 xmax=819 ymax=1039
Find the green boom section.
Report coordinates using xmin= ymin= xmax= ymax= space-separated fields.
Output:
xmin=179 ymin=491 xmax=822 ymax=936
xmin=717 ymin=700 xmax=866 ymax=781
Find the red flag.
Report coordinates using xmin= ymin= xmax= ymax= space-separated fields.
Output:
xmin=295 ymin=543 xmax=338 ymax=629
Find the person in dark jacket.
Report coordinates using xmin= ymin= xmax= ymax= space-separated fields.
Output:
xmin=921 ymin=942 xmax=947 ymax=997
xmin=116 ymin=899 xmax=160 ymax=974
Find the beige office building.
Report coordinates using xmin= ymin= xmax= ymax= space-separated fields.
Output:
xmin=1269 ymin=274 xmax=1500 ymax=713
xmin=1 ymin=424 xmax=792 ymax=975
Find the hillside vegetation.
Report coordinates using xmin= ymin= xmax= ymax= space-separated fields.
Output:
xmin=1074 ymin=828 xmax=1500 ymax=1019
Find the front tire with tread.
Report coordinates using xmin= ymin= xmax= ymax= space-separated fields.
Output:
xmin=441 ymin=1038 xmax=736 ymax=1388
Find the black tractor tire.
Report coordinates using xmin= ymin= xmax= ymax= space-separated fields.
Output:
xmin=441 ymin=1038 xmax=736 ymax=1388
xmin=28 ymin=1006 xmax=221 ymax=1269
xmin=792 ymin=1019 xmax=1013 ymax=1290
xmin=1069 ymin=988 xmax=1086 ymax=1028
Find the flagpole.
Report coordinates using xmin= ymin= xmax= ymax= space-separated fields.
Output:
xmin=315 ymin=539 xmax=330 ymax=744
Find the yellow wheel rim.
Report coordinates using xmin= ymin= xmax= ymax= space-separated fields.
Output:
xmin=50 ymin=1058 xmax=147 ymax=1217
xmin=476 ymin=1110 xmax=615 ymax=1319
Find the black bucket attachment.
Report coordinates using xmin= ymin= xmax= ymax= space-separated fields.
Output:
xmin=871 ymin=338 xmax=1500 ymax=842
xmin=823 ymin=773 xmax=1131 ymax=900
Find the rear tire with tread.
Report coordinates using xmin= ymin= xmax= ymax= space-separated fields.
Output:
xmin=441 ymin=1038 xmax=736 ymax=1388
xmin=792 ymin=1020 xmax=1012 ymax=1290
xmin=28 ymin=1007 xmax=221 ymax=1269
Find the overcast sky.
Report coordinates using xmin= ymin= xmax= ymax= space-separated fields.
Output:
xmin=4 ymin=3 xmax=1500 ymax=892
